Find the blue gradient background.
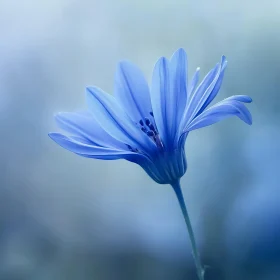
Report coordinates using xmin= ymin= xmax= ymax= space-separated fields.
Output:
xmin=0 ymin=1 xmax=279 ymax=279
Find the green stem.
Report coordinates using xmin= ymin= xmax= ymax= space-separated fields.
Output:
xmin=171 ymin=180 xmax=204 ymax=280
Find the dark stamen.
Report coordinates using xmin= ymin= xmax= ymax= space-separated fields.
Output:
xmin=138 ymin=113 xmax=163 ymax=150
xmin=148 ymin=124 xmax=155 ymax=131
xmin=147 ymin=131 xmax=155 ymax=137
xmin=145 ymin=118 xmax=150 ymax=126
xmin=141 ymin=127 xmax=147 ymax=133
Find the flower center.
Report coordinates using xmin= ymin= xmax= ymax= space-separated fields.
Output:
xmin=126 ymin=112 xmax=164 ymax=152
xmin=139 ymin=112 xmax=164 ymax=149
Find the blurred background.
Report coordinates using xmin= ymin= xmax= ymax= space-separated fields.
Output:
xmin=0 ymin=0 xmax=279 ymax=279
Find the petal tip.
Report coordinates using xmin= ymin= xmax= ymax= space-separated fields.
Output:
xmin=247 ymin=116 xmax=253 ymax=125
xmin=48 ymin=132 xmax=59 ymax=141
xmin=240 ymin=95 xmax=253 ymax=103
xmin=159 ymin=56 xmax=168 ymax=63
xmin=86 ymin=86 xmax=93 ymax=94
xmin=221 ymin=55 xmax=228 ymax=66
xmin=154 ymin=56 xmax=169 ymax=71
xmin=176 ymin=47 xmax=186 ymax=55
xmin=170 ymin=48 xmax=187 ymax=64
xmin=117 ymin=60 xmax=130 ymax=71
xmin=54 ymin=112 xmax=62 ymax=118
xmin=54 ymin=112 xmax=67 ymax=123
xmin=85 ymin=86 xmax=99 ymax=101
xmin=244 ymin=112 xmax=253 ymax=125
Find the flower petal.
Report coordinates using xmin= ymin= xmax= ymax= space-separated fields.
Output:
xmin=195 ymin=56 xmax=228 ymax=115
xmin=150 ymin=57 xmax=174 ymax=149
xmin=114 ymin=61 xmax=152 ymax=122
xmin=55 ymin=111 xmax=126 ymax=149
xmin=224 ymin=95 xmax=252 ymax=103
xmin=49 ymin=132 xmax=146 ymax=162
xmin=188 ymin=67 xmax=200 ymax=98
xmin=185 ymin=99 xmax=252 ymax=131
xmin=169 ymin=48 xmax=188 ymax=139
xmin=183 ymin=56 xmax=227 ymax=127
xmin=86 ymin=86 xmax=155 ymax=153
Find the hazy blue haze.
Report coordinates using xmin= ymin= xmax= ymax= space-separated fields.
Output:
xmin=0 ymin=1 xmax=279 ymax=279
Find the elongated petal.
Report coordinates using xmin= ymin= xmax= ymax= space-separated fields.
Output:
xmin=178 ymin=67 xmax=200 ymax=134
xmin=169 ymin=48 xmax=188 ymax=137
xmin=183 ymin=56 xmax=227 ymax=128
xmin=86 ymin=87 xmax=155 ymax=152
xmin=183 ymin=65 xmax=219 ymax=125
xmin=186 ymin=99 xmax=252 ymax=131
xmin=55 ymin=111 xmax=126 ymax=149
xmin=225 ymin=95 xmax=252 ymax=103
xmin=150 ymin=57 xmax=174 ymax=148
xmin=114 ymin=61 xmax=152 ymax=122
xmin=189 ymin=57 xmax=226 ymax=118
xmin=49 ymin=133 xmax=146 ymax=162
xmin=195 ymin=56 xmax=227 ymax=115
xmin=188 ymin=67 xmax=200 ymax=98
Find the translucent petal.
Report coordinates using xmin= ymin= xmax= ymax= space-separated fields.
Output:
xmin=181 ymin=56 xmax=227 ymax=129
xmin=224 ymin=95 xmax=252 ymax=103
xmin=195 ymin=56 xmax=228 ymax=116
xmin=187 ymin=67 xmax=200 ymax=98
xmin=183 ymin=65 xmax=219 ymax=125
xmin=186 ymin=99 xmax=252 ymax=131
xmin=49 ymin=133 xmax=146 ymax=162
xmin=86 ymin=86 xmax=155 ymax=152
xmin=150 ymin=57 xmax=174 ymax=148
xmin=114 ymin=61 xmax=152 ymax=122
xmin=169 ymin=48 xmax=188 ymax=139
xmin=55 ymin=111 xmax=126 ymax=149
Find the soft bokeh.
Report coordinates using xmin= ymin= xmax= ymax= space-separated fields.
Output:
xmin=0 ymin=1 xmax=279 ymax=279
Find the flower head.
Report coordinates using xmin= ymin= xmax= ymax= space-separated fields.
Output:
xmin=49 ymin=48 xmax=252 ymax=184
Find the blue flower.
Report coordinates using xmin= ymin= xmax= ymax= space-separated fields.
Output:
xmin=49 ymin=48 xmax=252 ymax=185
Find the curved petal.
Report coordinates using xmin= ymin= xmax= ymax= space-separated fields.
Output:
xmin=182 ymin=56 xmax=227 ymax=127
xmin=169 ymin=48 xmax=188 ymax=138
xmin=187 ymin=67 xmax=200 ymax=98
xmin=224 ymin=95 xmax=252 ymax=103
xmin=55 ymin=111 xmax=127 ymax=149
xmin=195 ymin=56 xmax=227 ymax=115
xmin=150 ymin=57 xmax=174 ymax=149
xmin=49 ymin=133 xmax=146 ymax=162
xmin=178 ymin=67 xmax=200 ymax=135
xmin=185 ymin=99 xmax=252 ymax=131
xmin=86 ymin=86 xmax=155 ymax=153
xmin=114 ymin=60 xmax=152 ymax=122
xmin=182 ymin=64 xmax=219 ymax=126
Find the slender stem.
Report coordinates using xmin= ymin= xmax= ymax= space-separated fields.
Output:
xmin=171 ymin=180 xmax=204 ymax=280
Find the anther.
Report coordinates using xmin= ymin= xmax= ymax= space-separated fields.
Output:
xmin=147 ymin=131 xmax=155 ymax=137
xmin=139 ymin=119 xmax=144 ymax=126
xmin=150 ymin=112 xmax=154 ymax=117
xmin=145 ymin=118 xmax=151 ymax=126
xmin=141 ymin=127 xmax=147 ymax=133
xmin=148 ymin=123 xmax=155 ymax=131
